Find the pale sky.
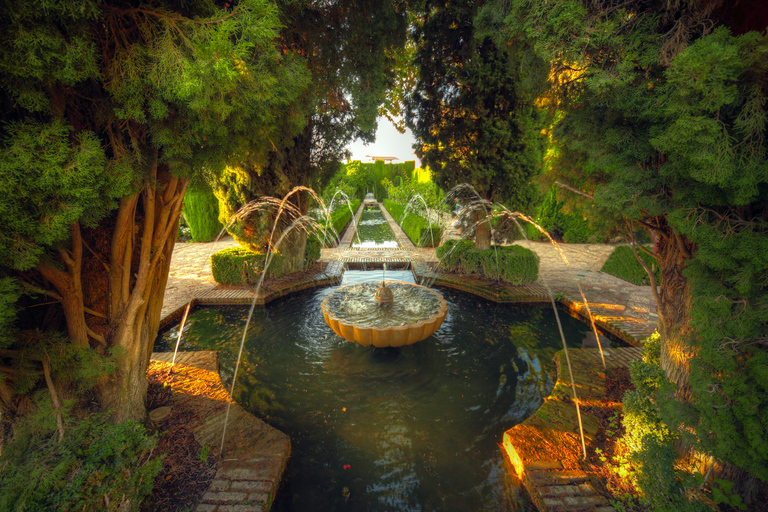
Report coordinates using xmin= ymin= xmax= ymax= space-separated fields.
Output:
xmin=345 ymin=117 xmax=422 ymax=167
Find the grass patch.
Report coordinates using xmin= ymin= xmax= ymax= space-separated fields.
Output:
xmin=601 ymin=245 xmax=660 ymax=286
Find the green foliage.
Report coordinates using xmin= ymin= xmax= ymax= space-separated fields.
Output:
xmin=488 ymin=0 xmax=768 ymax=480
xmin=436 ymin=239 xmax=539 ymax=284
xmin=622 ymin=342 xmax=709 ymax=512
xmin=383 ymin=199 xmax=442 ymax=247
xmin=385 ymin=171 xmax=446 ymax=212
xmin=601 ymin=246 xmax=660 ymax=286
xmin=0 ymin=278 xmax=21 ymax=348
xmin=407 ymin=0 xmax=546 ymax=213
xmin=182 ymin=184 xmax=223 ymax=242
xmin=311 ymin=199 xmax=361 ymax=248
xmin=711 ymin=479 xmax=747 ymax=510
xmin=536 ymin=186 xmax=597 ymax=243
xmin=304 ymin=236 xmax=321 ymax=269
xmin=0 ymin=120 xmax=130 ymax=271
xmin=0 ymin=411 xmax=162 ymax=512
xmin=210 ymin=247 xmax=286 ymax=285
xmin=324 ymin=160 xmax=418 ymax=202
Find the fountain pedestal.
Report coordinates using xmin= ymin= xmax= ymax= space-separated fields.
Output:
xmin=321 ymin=281 xmax=448 ymax=348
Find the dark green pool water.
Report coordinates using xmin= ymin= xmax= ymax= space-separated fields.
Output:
xmin=155 ymin=271 xmax=589 ymax=511
xmin=351 ymin=207 xmax=398 ymax=248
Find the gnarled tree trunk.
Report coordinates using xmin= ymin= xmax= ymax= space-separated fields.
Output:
xmin=653 ymin=220 xmax=695 ymax=399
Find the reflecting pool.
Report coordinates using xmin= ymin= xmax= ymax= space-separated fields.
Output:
xmin=351 ymin=207 xmax=398 ymax=248
xmin=155 ymin=271 xmax=589 ymax=511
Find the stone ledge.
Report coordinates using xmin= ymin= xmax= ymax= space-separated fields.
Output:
xmin=501 ymin=347 xmax=642 ymax=511
xmin=149 ymin=351 xmax=290 ymax=512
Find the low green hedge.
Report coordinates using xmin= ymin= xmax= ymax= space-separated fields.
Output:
xmin=436 ymin=239 xmax=539 ymax=284
xmin=318 ymin=199 xmax=361 ymax=246
xmin=383 ymin=199 xmax=442 ymax=247
xmin=211 ymin=247 xmax=286 ymax=285
xmin=601 ymin=245 xmax=660 ymax=286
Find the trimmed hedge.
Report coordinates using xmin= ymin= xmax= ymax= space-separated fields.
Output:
xmin=211 ymin=247 xmax=286 ymax=285
xmin=326 ymin=199 xmax=361 ymax=242
xmin=182 ymin=185 xmax=223 ymax=242
xmin=383 ymin=199 xmax=442 ymax=247
xmin=436 ymin=239 xmax=539 ymax=284
xmin=601 ymin=245 xmax=660 ymax=286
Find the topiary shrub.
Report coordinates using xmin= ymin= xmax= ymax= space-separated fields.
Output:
xmin=436 ymin=239 xmax=539 ymax=284
xmin=181 ymin=184 xmax=223 ymax=242
xmin=383 ymin=199 xmax=442 ymax=247
xmin=210 ymin=247 xmax=286 ymax=285
xmin=601 ymin=245 xmax=660 ymax=286
xmin=0 ymin=410 xmax=162 ymax=512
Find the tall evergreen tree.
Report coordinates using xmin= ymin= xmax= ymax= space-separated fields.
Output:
xmin=483 ymin=0 xmax=768 ymax=487
xmin=0 ymin=0 xmax=308 ymax=421
xmin=406 ymin=0 xmax=546 ymax=249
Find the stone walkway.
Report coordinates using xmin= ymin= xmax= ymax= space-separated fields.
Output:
xmin=504 ymin=347 xmax=644 ymax=512
xmin=149 ymin=351 xmax=289 ymax=512
xmin=161 ymin=237 xmax=239 ymax=321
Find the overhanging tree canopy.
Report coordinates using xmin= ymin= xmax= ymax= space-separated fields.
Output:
xmin=0 ymin=0 xmax=308 ymax=421
xmin=481 ymin=0 xmax=768 ymax=483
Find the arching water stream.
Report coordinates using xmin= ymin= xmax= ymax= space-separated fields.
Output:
xmin=155 ymin=271 xmax=590 ymax=512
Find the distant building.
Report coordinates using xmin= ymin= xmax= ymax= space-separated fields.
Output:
xmin=365 ymin=155 xmax=399 ymax=163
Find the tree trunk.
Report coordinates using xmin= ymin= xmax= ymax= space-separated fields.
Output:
xmin=474 ymin=209 xmax=492 ymax=250
xmin=654 ymin=226 xmax=695 ymax=398
xmin=280 ymin=227 xmax=308 ymax=274
xmin=88 ymin=159 xmax=187 ymax=422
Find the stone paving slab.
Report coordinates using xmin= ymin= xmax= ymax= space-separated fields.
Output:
xmin=149 ymin=352 xmax=290 ymax=512
xmin=503 ymin=347 xmax=643 ymax=512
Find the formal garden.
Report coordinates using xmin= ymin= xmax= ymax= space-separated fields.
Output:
xmin=1 ymin=1 xmax=766 ymax=511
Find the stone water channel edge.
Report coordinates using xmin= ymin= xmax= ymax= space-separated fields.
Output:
xmin=153 ymin=201 xmax=657 ymax=512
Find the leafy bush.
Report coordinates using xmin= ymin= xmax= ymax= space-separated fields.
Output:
xmin=618 ymin=334 xmax=710 ymax=512
xmin=321 ymin=199 xmax=361 ymax=244
xmin=436 ymin=239 xmax=539 ymax=284
xmin=304 ymin=236 xmax=321 ymax=269
xmin=182 ymin=184 xmax=223 ymax=242
xmin=536 ymin=186 xmax=597 ymax=243
xmin=601 ymin=245 xmax=660 ymax=286
xmin=383 ymin=199 xmax=442 ymax=247
xmin=385 ymin=173 xmax=445 ymax=212
xmin=0 ymin=410 xmax=162 ymax=512
xmin=210 ymin=246 xmax=286 ymax=285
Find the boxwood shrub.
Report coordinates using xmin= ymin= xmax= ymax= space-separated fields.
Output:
xmin=383 ymin=199 xmax=442 ymax=247
xmin=211 ymin=247 xmax=286 ymax=285
xmin=436 ymin=239 xmax=539 ymax=284
xmin=320 ymin=199 xmax=361 ymax=245
xmin=601 ymin=245 xmax=660 ymax=286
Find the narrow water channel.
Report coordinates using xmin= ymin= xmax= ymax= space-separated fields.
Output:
xmin=351 ymin=206 xmax=398 ymax=248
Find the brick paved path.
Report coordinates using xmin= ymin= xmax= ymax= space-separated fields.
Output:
xmin=149 ymin=352 xmax=289 ymax=512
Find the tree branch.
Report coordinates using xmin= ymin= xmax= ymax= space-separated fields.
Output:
xmin=43 ymin=353 xmax=65 ymax=443
xmin=554 ymin=181 xmax=594 ymax=199
xmin=624 ymin=219 xmax=661 ymax=311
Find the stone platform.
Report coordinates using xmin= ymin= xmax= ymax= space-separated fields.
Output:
xmin=503 ymin=347 xmax=643 ymax=512
xmin=149 ymin=351 xmax=290 ymax=512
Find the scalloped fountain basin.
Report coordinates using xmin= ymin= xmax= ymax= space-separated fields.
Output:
xmin=321 ymin=281 xmax=448 ymax=347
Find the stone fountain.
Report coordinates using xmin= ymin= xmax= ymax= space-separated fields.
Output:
xmin=321 ymin=280 xmax=448 ymax=347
